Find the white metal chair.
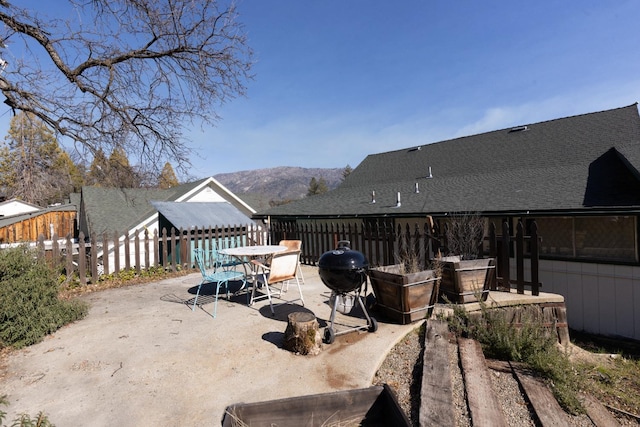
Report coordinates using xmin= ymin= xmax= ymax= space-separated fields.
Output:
xmin=250 ymin=249 xmax=304 ymax=315
xmin=192 ymin=248 xmax=246 ymax=318
xmin=279 ymin=239 xmax=305 ymax=284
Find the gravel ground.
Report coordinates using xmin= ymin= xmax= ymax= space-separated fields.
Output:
xmin=373 ymin=323 xmax=638 ymax=427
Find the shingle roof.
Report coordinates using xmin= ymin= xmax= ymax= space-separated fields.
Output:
xmin=80 ymin=179 xmax=209 ymax=236
xmin=260 ymin=104 xmax=640 ymax=218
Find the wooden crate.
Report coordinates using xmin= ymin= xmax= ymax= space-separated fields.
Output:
xmin=221 ymin=384 xmax=410 ymax=427
xmin=440 ymin=258 xmax=495 ymax=303
xmin=368 ymin=264 xmax=440 ymax=324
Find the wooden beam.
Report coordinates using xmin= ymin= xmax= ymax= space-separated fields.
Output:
xmin=419 ymin=319 xmax=455 ymax=427
xmin=458 ymin=338 xmax=508 ymax=427
xmin=511 ymin=362 xmax=571 ymax=426
xmin=581 ymin=393 xmax=621 ymax=427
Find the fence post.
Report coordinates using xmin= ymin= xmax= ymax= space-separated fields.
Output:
xmin=488 ymin=222 xmax=497 ymax=290
xmin=162 ymin=228 xmax=168 ymax=270
xmin=66 ymin=234 xmax=74 ymax=279
xmin=531 ymin=220 xmax=540 ymax=296
xmin=180 ymin=227 xmax=187 ymax=269
xmin=153 ymin=229 xmax=159 ymax=268
xmin=114 ymin=230 xmax=120 ymax=275
xmin=78 ymin=232 xmax=87 ymax=285
xmin=52 ymin=233 xmax=59 ymax=264
xmin=102 ymin=232 xmax=110 ymax=275
xmin=144 ymin=228 xmax=150 ymax=270
xmin=516 ymin=221 xmax=524 ymax=294
xmin=170 ymin=228 xmax=177 ymax=272
xmin=36 ymin=234 xmax=45 ymax=259
xmin=501 ymin=221 xmax=511 ymax=292
xmin=90 ymin=232 xmax=98 ymax=282
xmin=124 ymin=231 xmax=131 ymax=271
xmin=135 ymin=231 xmax=141 ymax=274
xmin=386 ymin=220 xmax=395 ymax=266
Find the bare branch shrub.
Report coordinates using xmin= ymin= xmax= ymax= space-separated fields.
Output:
xmin=443 ymin=212 xmax=485 ymax=260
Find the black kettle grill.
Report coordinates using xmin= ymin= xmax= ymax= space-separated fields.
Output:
xmin=318 ymin=241 xmax=377 ymax=344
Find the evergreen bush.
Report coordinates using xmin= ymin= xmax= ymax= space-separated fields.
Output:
xmin=445 ymin=299 xmax=584 ymax=414
xmin=0 ymin=246 xmax=88 ymax=349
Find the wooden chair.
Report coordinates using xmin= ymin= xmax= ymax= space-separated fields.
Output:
xmin=250 ymin=250 xmax=304 ymax=315
xmin=279 ymin=239 xmax=305 ymax=284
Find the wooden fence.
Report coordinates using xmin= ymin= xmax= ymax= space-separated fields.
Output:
xmin=0 ymin=209 xmax=76 ymax=243
xmin=35 ymin=225 xmax=266 ymax=285
xmin=272 ymin=218 xmax=541 ymax=295
xmin=32 ymin=219 xmax=541 ymax=294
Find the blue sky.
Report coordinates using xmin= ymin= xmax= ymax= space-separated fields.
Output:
xmin=187 ymin=0 xmax=640 ymax=176
xmin=3 ymin=1 xmax=640 ymax=178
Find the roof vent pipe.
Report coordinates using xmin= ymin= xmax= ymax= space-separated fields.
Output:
xmin=396 ymin=192 xmax=401 ymax=208
xmin=427 ymin=166 xmax=433 ymax=178
xmin=415 ymin=182 xmax=419 ymax=193
xmin=370 ymin=190 xmax=376 ymax=204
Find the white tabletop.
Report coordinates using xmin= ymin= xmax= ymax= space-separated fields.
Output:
xmin=219 ymin=245 xmax=288 ymax=257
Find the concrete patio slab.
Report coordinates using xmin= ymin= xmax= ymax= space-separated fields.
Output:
xmin=0 ymin=265 xmax=418 ymax=426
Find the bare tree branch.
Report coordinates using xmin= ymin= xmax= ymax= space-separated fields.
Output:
xmin=0 ymin=0 xmax=253 ymax=172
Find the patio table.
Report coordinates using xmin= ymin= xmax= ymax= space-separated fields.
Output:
xmin=219 ymin=245 xmax=288 ymax=259
xmin=218 ymin=245 xmax=288 ymax=304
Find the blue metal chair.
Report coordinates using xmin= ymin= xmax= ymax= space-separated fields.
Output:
xmin=192 ymin=248 xmax=246 ymax=318
xmin=212 ymin=242 xmax=246 ymax=270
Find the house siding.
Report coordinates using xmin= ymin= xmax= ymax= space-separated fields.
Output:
xmin=539 ymin=259 xmax=640 ymax=341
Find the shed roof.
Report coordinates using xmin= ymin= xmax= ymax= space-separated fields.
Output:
xmin=152 ymin=201 xmax=254 ymax=229
xmin=260 ymin=104 xmax=640 ymax=218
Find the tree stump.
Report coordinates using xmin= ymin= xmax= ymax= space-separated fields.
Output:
xmin=283 ymin=312 xmax=322 ymax=355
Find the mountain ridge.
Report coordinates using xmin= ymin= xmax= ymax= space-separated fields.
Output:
xmin=213 ymin=166 xmax=345 ymax=211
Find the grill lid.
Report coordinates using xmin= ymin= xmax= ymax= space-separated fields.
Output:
xmin=318 ymin=247 xmax=369 ymax=271
xmin=318 ymin=247 xmax=369 ymax=293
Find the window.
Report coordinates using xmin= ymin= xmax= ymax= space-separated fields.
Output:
xmin=536 ymin=216 xmax=637 ymax=263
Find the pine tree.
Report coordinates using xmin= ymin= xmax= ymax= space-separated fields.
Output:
xmin=108 ymin=148 xmax=140 ymax=188
xmin=51 ymin=151 xmax=84 ymax=201
xmin=157 ymin=162 xmax=179 ymax=188
xmin=0 ymin=112 xmax=80 ymax=205
xmin=86 ymin=148 xmax=140 ymax=188
xmin=342 ymin=164 xmax=353 ymax=181
xmin=307 ymin=177 xmax=329 ymax=196
xmin=87 ymin=149 xmax=109 ymax=187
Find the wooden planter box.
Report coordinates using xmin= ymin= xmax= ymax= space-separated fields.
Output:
xmin=439 ymin=257 xmax=495 ymax=303
xmin=368 ymin=264 xmax=440 ymax=324
xmin=221 ymin=384 xmax=410 ymax=427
